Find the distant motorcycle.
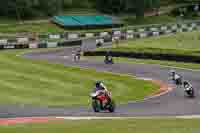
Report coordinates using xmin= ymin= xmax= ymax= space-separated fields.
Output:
xmin=169 ymin=70 xmax=183 ymax=85
xmin=90 ymin=91 xmax=115 ymax=113
xmin=104 ymin=56 xmax=114 ymax=64
xmin=104 ymin=51 xmax=114 ymax=64
xmin=73 ymin=50 xmax=81 ymax=62
xmin=183 ymin=81 xmax=195 ymax=98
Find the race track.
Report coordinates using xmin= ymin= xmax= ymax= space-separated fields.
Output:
xmin=1 ymin=46 xmax=200 ymax=118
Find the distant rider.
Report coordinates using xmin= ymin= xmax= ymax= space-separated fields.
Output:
xmin=183 ymin=81 xmax=192 ymax=92
xmin=104 ymin=51 xmax=113 ymax=64
xmin=76 ymin=49 xmax=81 ymax=60
xmin=170 ymin=70 xmax=182 ymax=84
xmin=73 ymin=48 xmax=81 ymax=61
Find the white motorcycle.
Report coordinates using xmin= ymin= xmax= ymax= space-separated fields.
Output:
xmin=183 ymin=81 xmax=195 ymax=98
xmin=169 ymin=70 xmax=183 ymax=85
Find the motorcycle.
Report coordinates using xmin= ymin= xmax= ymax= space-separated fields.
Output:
xmin=174 ymin=76 xmax=182 ymax=85
xmin=104 ymin=56 xmax=114 ymax=64
xmin=90 ymin=91 xmax=115 ymax=113
xmin=183 ymin=81 xmax=195 ymax=98
xmin=73 ymin=51 xmax=81 ymax=62
xmin=169 ymin=72 xmax=183 ymax=85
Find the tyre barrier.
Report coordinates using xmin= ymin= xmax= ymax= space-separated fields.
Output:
xmin=0 ymin=37 xmax=110 ymax=50
xmin=111 ymin=21 xmax=200 ymax=40
xmin=84 ymin=51 xmax=200 ymax=64
xmin=1 ymin=20 xmax=200 ymax=50
xmin=0 ymin=40 xmax=82 ymax=50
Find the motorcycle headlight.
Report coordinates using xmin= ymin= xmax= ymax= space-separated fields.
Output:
xmin=90 ymin=93 xmax=97 ymax=97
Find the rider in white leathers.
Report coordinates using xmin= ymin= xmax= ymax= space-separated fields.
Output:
xmin=93 ymin=81 xmax=111 ymax=109
xmin=170 ymin=70 xmax=182 ymax=84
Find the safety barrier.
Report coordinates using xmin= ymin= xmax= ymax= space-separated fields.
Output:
xmin=0 ymin=20 xmax=200 ymax=50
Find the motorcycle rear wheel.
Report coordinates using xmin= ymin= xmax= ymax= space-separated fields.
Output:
xmin=108 ymin=100 xmax=116 ymax=113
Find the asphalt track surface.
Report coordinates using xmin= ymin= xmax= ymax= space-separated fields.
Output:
xmin=1 ymin=46 xmax=200 ymax=118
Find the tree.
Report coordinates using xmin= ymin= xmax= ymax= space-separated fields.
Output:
xmin=0 ymin=0 xmax=162 ymax=20
xmin=134 ymin=0 xmax=145 ymax=18
xmin=96 ymin=0 xmax=126 ymax=14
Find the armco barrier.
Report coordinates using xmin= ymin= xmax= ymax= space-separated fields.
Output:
xmin=84 ymin=51 xmax=200 ymax=64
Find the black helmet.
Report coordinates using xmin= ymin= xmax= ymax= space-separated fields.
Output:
xmin=183 ymin=81 xmax=189 ymax=86
xmin=95 ymin=81 xmax=102 ymax=88
xmin=170 ymin=70 xmax=175 ymax=74
xmin=170 ymin=69 xmax=176 ymax=76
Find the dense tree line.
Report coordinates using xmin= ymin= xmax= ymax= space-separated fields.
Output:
xmin=0 ymin=0 xmax=196 ymax=20
xmin=0 ymin=0 xmax=61 ymax=19
xmin=96 ymin=0 xmax=161 ymax=18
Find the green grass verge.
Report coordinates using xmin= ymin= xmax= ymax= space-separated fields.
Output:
xmin=0 ymin=23 xmax=64 ymax=33
xmin=0 ymin=49 xmax=158 ymax=107
xmin=104 ymin=31 xmax=200 ymax=57
xmin=1 ymin=119 xmax=200 ymax=133
xmin=122 ymin=15 xmax=178 ymax=26
xmin=0 ymin=22 xmax=112 ymax=33
xmin=121 ymin=13 xmax=200 ymax=28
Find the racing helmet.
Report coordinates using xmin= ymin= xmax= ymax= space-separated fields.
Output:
xmin=95 ymin=81 xmax=103 ymax=88
xmin=95 ymin=81 xmax=105 ymax=89
xmin=170 ymin=69 xmax=175 ymax=73
xmin=170 ymin=69 xmax=176 ymax=76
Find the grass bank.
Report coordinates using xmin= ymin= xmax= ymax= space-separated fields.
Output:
xmin=84 ymin=31 xmax=200 ymax=70
xmin=105 ymin=31 xmax=200 ymax=57
xmin=122 ymin=15 xmax=178 ymax=26
xmin=0 ymin=49 xmax=158 ymax=107
xmin=1 ymin=118 xmax=200 ymax=133
xmin=0 ymin=22 xmax=112 ymax=34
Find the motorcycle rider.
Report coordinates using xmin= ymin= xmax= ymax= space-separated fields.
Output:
xmin=94 ymin=81 xmax=110 ymax=95
xmin=93 ymin=81 xmax=111 ymax=109
xmin=170 ymin=70 xmax=182 ymax=85
xmin=73 ymin=48 xmax=81 ymax=61
xmin=183 ymin=81 xmax=192 ymax=91
xmin=104 ymin=51 xmax=113 ymax=64
xmin=183 ymin=81 xmax=195 ymax=97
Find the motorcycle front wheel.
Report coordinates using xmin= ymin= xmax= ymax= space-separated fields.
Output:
xmin=92 ymin=100 xmax=100 ymax=112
